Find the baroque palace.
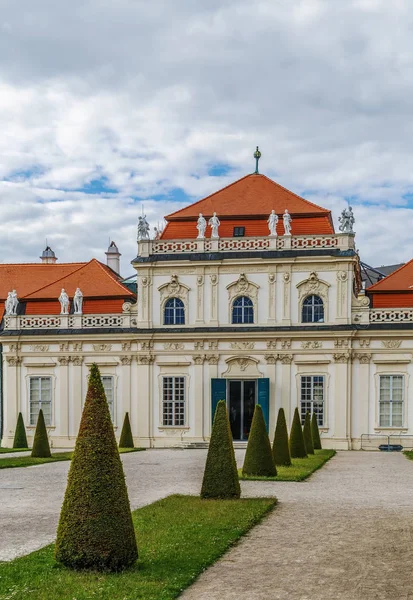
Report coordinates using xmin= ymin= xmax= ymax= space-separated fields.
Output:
xmin=1 ymin=154 xmax=412 ymax=450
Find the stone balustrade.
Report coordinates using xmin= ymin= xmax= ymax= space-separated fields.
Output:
xmin=4 ymin=313 xmax=134 ymax=330
xmin=138 ymin=233 xmax=355 ymax=257
xmin=370 ymin=308 xmax=413 ymax=323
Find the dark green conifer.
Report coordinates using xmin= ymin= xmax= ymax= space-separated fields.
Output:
xmin=272 ymin=408 xmax=291 ymax=466
xmin=289 ymin=407 xmax=307 ymax=459
xmin=55 ymin=363 xmax=138 ymax=571
xmin=311 ymin=412 xmax=322 ymax=450
xmin=243 ymin=404 xmax=276 ymax=477
xmin=13 ymin=412 xmax=28 ymax=448
xmin=303 ymin=411 xmax=314 ymax=454
xmin=31 ymin=409 xmax=51 ymax=458
xmin=119 ymin=412 xmax=134 ymax=449
xmin=201 ymin=400 xmax=240 ymax=499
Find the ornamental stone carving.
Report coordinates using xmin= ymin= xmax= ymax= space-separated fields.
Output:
xmin=93 ymin=344 xmax=112 ymax=352
xmin=268 ymin=272 xmax=276 ymax=284
xmin=193 ymin=355 xmax=205 ymax=365
xmin=30 ymin=344 xmax=50 ymax=352
xmin=301 ymin=341 xmax=323 ymax=349
xmin=120 ymin=356 xmax=133 ymax=365
xmin=73 ymin=288 xmax=83 ymax=315
xmin=5 ymin=290 xmax=19 ymax=316
xmin=297 ymin=272 xmax=330 ymax=304
xmin=359 ymin=339 xmax=371 ymax=348
xmin=71 ymin=355 xmax=84 ymax=366
xmin=267 ymin=210 xmax=278 ymax=236
xmin=6 ymin=356 xmax=22 ymax=366
xmin=73 ymin=342 xmax=83 ymax=352
xmin=355 ymin=353 xmax=372 ymax=364
xmin=137 ymin=355 xmax=155 ymax=365
xmin=141 ymin=341 xmax=154 ymax=351
xmin=8 ymin=343 xmax=20 ymax=352
xmin=333 ymin=353 xmax=350 ymax=363
xmin=222 ymin=356 xmax=261 ymax=377
xmin=59 ymin=288 xmax=69 ymax=315
xmin=206 ymin=354 xmax=219 ymax=365
xmin=381 ymin=340 xmax=402 ymax=349
xmin=122 ymin=342 xmax=132 ymax=351
xmin=267 ymin=340 xmax=277 ymax=350
xmin=264 ymin=353 xmax=277 ymax=364
xmin=334 ymin=339 xmax=349 ymax=348
xmin=281 ymin=339 xmax=292 ymax=350
xmin=158 ymin=274 xmax=190 ymax=320
xmin=208 ymin=340 xmax=218 ymax=350
xmin=230 ymin=341 xmax=255 ymax=350
xmin=58 ymin=356 xmax=71 ymax=366
xmin=59 ymin=342 xmax=69 ymax=352
xmin=227 ymin=274 xmax=259 ymax=317
xmin=352 ymin=294 xmax=370 ymax=308
xmin=194 ymin=341 xmax=205 ymax=350
xmin=279 ymin=354 xmax=293 ymax=364
xmin=163 ymin=342 xmax=184 ymax=350
xmin=196 ymin=213 xmax=207 ymax=239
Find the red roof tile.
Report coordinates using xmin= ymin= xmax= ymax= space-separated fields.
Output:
xmin=367 ymin=260 xmax=413 ymax=292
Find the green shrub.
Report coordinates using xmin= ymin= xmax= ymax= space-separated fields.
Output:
xmin=243 ymin=405 xmax=276 ymax=477
xmin=311 ymin=413 xmax=322 ymax=450
xmin=13 ymin=412 xmax=28 ymax=449
xmin=303 ymin=411 xmax=314 ymax=454
xmin=119 ymin=412 xmax=134 ymax=449
xmin=31 ymin=410 xmax=51 ymax=458
xmin=289 ymin=407 xmax=307 ymax=459
xmin=55 ymin=363 xmax=138 ymax=571
xmin=272 ymin=408 xmax=291 ymax=466
xmin=201 ymin=400 xmax=240 ymax=499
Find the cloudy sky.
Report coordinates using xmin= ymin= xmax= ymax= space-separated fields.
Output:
xmin=1 ymin=0 xmax=413 ymax=273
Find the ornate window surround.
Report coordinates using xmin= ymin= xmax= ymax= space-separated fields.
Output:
xmin=158 ymin=274 xmax=190 ymax=327
xmin=226 ymin=273 xmax=259 ymax=325
xmin=296 ymin=272 xmax=330 ymax=325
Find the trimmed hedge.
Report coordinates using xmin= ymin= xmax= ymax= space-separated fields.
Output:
xmin=201 ymin=400 xmax=240 ymax=499
xmin=55 ymin=363 xmax=138 ymax=572
xmin=311 ymin=413 xmax=322 ymax=450
xmin=289 ymin=407 xmax=307 ymax=459
xmin=31 ymin=410 xmax=51 ymax=458
xmin=13 ymin=412 xmax=28 ymax=449
xmin=303 ymin=411 xmax=314 ymax=455
xmin=243 ymin=405 xmax=276 ymax=477
xmin=119 ymin=412 xmax=134 ymax=449
xmin=272 ymin=408 xmax=291 ymax=466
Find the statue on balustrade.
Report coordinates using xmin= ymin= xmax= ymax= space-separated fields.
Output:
xmin=267 ymin=210 xmax=278 ymax=236
xmin=283 ymin=209 xmax=292 ymax=235
xmin=338 ymin=206 xmax=355 ymax=233
xmin=5 ymin=290 xmax=19 ymax=316
xmin=208 ymin=212 xmax=220 ymax=238
xmin=196 ymin=213 xmax=207 ymax=239
xmin=59 ymin=289 xmax=69 ymax=315
xmin=137 ymin=215 xmax=150 ymax=241
xmin=73 ymin=288 xmax=83 ymax=315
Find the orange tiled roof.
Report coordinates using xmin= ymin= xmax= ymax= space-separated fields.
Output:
xmin=161 ymin=173 xmax=334 ymax=239
xmin=367 ymin=260 xmax=413 ymax=292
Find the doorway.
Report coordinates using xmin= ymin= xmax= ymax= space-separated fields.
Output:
xmin=228 ymin=379 xmax=257 ymax=441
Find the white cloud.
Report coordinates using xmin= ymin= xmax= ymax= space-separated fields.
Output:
xmin=0 ymin=0 xmax=413 ymax=267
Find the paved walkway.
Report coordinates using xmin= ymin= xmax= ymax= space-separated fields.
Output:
xmin=182 ymin=451 xmax=413 ymax=600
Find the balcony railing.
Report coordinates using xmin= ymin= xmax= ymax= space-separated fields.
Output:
xmin=370 ymin=309 xmax=413 ymax=323
xmin=4 ymin=313 xmax=134 ymax=330
xmin=138 ymin=233 xmax=355 ymax=257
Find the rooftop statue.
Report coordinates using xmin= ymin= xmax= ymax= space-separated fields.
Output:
xmin=59 ymin=288 xmax=69 ymax=315
xmin=283 ymin=209 xmax=292 ymax=236
xmin=196 ymin=213 xmax=207 ymax=239
xmin=73 ymin=287 xmax=83 ymax=315
xmin=5 ymin=290 xmax=18 ymax=316
xmin=208 ymin=212 xmax=220 ymax=239
xmin=338 ymin=206 xmax=355 ymax=233
xmin=267 ymin=210 xmax=278 ymax=236
xmin=137 ymin=215 xmax=150 ymax=241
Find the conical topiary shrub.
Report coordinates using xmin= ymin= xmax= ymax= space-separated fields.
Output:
xmin=55 ymin=363 xmax=138 ymax=571
xmin=243 ymin=404 xmax=277 ymax=477
xmin=303 ymin=411 xmax=314 ymax=454
xmin=119 ymin=412 xmax=134 ymax=449
xmin=13 ymin=412 xmax=28 ymax=448
xmin=311 ymin=412 xmax=322 ymax=450
xmin=272 ymin=408 xmax=291 ymax=466
xmin=289 ymin=407 xmax=307 ymax=459
xmin=31 ymin=409 xmax=51 ymax=458
xmin=201 ymin=400 xmax=240 ymax=499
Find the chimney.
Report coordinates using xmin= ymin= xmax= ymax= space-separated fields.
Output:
xmin=105 ymin=241 xmax=121 ymax=275
xmin=40 ymin=245 xmax=57 ymax=264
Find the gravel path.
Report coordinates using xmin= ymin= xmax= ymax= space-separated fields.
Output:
xmin=182 ymin=451 xmax=413 ymax=600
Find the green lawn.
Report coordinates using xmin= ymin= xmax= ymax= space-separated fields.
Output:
xmin=0 ymin=447 xmax=30 ymax=454
xmin=0 ymin=447 xmax=143 ymax=469
xmin=0 ymin=494 xmax=276 ymax=600
xmin=403 ymin=450 xmax=413 ymax=461
xmin=239 ymin=449 xmax=336 ymax=481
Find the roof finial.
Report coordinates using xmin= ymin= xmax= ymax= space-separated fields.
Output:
xmin=253 ymin=146 xmax=261 ymax=174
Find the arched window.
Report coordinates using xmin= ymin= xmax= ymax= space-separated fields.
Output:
xmin=164 ymin=298 xmax=185 ymax=325
xmin=232 ymin=296 xmax=254 ymax=324
xmin=302 ymin=295 xmax=324 ymax=323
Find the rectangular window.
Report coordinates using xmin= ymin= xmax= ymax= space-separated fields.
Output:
xmin=300 ymin=375 xmax=324 ymax=426
xmin=29 ymin=376 xmax=52 ymax=426
xmin=101 ymin=376 xmax=115 ymax=421
xmin=233 ymin=226 xmax=245 ymax=237
xmin=379 ymin=375 xmax=403 ymax=427
xmin=162 ymin=376 xmax=186 ymax=426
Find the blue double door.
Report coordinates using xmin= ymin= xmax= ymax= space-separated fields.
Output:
xmin=211 ymin=378 xmax=270 ymax=441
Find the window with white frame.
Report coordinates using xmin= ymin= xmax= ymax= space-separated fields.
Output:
xmin=162 ymin=376 xmax=186 ymax=426
xmin=300 ymin=375 xmax=324 ymax=426
xmin=30 ymin=376 xmax=52 ymax=426
xmin=302 ymin=295 xmax=324 ymax=323
xmin=379 ymin=375 xmax=404 ymax=427
xmin=101 ymin=376 xmax=115 ymax=421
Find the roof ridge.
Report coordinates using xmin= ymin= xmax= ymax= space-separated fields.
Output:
xmin=91 ymin=259 xmax=135 ymax=295
xmin=257 ymin=174 xmax=331 ymax=214
xmin=22 ymin=262 xmax=89 ymax=299
xmin=367 ymin=258 xmax=413 ymax=291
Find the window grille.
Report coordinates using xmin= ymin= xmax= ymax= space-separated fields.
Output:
xmin=379 ymin=375 xmax=403 ymax=427
xmin=302 ymin=295 xmax=324 ymax=323
xmin=29 ymin=377 xmax=52 ymax=425
xmin=164 ymin=298 xmax=185 ymax=325
xmin=162 ymin=377 xmax=186 ymax=426
xmin=232 ymin=296 xmax=254 ymax=324
xmin=101 ymin=375 xmax=115 ymax=421
xmin=300 ymin=375 xmax=324 ymax=426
